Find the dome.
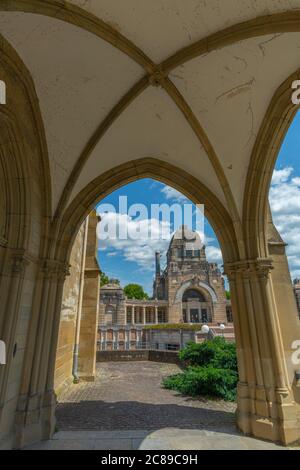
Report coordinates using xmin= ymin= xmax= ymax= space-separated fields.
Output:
xmin=169 ymin=225 xmax=203 ymax=250
xmin=102 ymin=279 xmax=123 ymax=291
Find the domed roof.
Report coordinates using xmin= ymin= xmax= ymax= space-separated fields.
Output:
xmin=169 ymin=225 xmax=202 ymax=250
xmin=102 ymin=279 xmax=123 ymax=290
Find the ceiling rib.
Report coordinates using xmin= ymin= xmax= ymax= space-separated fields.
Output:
xmin=0 ymin=0 xmax=155 ymax=73
xmin=2 ymin=2 xmax=299 ymax=241
xmin=54 ymin=75 xmax=149 ymax=221
xmin=161 ymin=11 xmax=300 ymax=72
xmin=162 ymin=78 xmax=243 ymax=238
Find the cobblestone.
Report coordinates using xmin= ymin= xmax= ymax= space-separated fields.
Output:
xmin=56 ymin=362 xmax=236 ymax=431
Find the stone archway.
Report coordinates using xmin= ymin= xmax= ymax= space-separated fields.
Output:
xmin=175 ymin=281 xmax=218 ymax=304
xmin=0 ymin=37 xmax=51 ymax=449
xmin=176 ymin=283 xmax=216 ymax=324
xmin=0 ymin=1 xmax=300 ymax=449
xmin=232 ymin=69 xmax=300 ymax=445
xmin=181 ymin=287 xmax=213 ymax=324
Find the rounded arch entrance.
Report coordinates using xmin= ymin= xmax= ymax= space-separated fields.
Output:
xmin=181 ymin=287 xmax=214 ymax=324
xmin=46 ymin=163 xmax=238 ymax=435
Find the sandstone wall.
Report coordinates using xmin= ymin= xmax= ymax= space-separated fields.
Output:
xmin=54 ymin=223 xmax=85 ymax=395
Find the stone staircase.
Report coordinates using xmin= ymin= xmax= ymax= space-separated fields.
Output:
xmin=195 ymin=324 xmax=235 ymax=343
xmin=210 ymin=324 xmax=235 ymax=342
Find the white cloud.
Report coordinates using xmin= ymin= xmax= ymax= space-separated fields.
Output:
xmin=160 ymin=185 xmax=188 ymax=202
xmin=96 ymin=210 xmax=223 ymax=273
xmin=205 ymin=245 xmax=223 ymax=265
xmin=269 ymin=167 xmax=300 ymax=280
xmin=271 ymin=167 xmax=293 ymax=185
xmin=97 ymin=211 xmax=171 ymax=270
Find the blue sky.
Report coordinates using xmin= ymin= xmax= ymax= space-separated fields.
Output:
xmin=96 ymin=110 xmax=300 ymax=294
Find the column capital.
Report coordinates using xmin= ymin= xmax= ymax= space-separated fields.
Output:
xmin=10 ymin=250 xmax=32 ymax=274
xmin=40 ymin=258 xmax=70 ymax=280
xmin=224 ymin=258 xmax=273 ymax=280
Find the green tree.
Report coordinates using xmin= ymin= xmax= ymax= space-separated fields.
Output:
xmin=100 ymin=272 xmax=109 ymax=286
xmin=100 ymin=272 xmax=120 ymax=287
xmin=124 ymin=283 xmax=149 ymax=300
xmin=100 ymin=273 xmax=120 ymax=287
xmin=225 ymin=290 xmax=231 ymax=300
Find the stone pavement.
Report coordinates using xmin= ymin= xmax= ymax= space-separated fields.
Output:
xmin=26 ymin=362 xmax=300 ymax=450
xmin=26 ymin=428 xmax=298 ymax=450
xmin=56 ymin=361 xmax=236 ymax=431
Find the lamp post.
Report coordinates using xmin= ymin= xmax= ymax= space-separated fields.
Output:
xmin=200 ymin=324 xmax=210 ymax=341
xmin=219 ymin=323 xmax=225 ymax=337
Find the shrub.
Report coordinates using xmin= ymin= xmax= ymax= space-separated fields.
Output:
xmin=163 ymin=366 xmax=237 ymax=401
xmin=163 ymin=337 xmax=238 ymax=401
xmin=179 ymin=336 xmax=237 ymax=372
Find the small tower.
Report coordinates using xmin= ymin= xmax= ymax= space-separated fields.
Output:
xmin=155 ymin=251 xmax=161 ymax=276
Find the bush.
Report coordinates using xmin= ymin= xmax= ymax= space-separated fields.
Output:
xmin=163 ymin=366 xmax=237 ymax=401
xmin=179 ymin=336 xmax=237 ymax=372
xmin=163 ymin=337 xmax=238 ymax=401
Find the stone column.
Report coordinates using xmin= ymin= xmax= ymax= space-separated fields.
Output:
xmin=136 ymin=329 xmax=141 ymax=349
xmin=187 ymin=308 xmax=191 ymax=323
xmin=143 ymin=306 xmax=146 ymax=325
xmin=155 ymin=306 xmax=158 ymax=324
xmin=103 ymin=329 xmax=107 ymax=350
xmin=14 ymin=258 xmax=69 ymax=448
xmin=78 ymin=211 xmax=100 ymax=382
xmin=132 ymin=306 xmax=135 ymax=325
xmin=125 ymin=328 xmax=129 ymax=350
xmin=224 ymin=258 xmax=300 ymax=445
xmin=0 ymin=250 xmax=31 ymax=448
xmin=114 ymin=329 xmax=118 ymax=350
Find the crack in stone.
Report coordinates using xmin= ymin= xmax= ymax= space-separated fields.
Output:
xmin=215 ymin=77 xmax=255 ymax=103
xmin=258 ymin=33 xmax=283 ymax=56
xmin=244 ymin=101 xmax=255 ymax=148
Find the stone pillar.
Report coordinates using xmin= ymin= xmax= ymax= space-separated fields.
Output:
xmin=224 ymin=258 xmax=300 ymax=445
xmin=136 ymin=329 xmax=141 ymax=349
xmin=155 ymin=306 xmax=158 ymax=324
xmin=143 ymin=306 xmax=146 ymax=325
xmin=187 ymin=308 xmax=191 ymax=323
xmin=132 ymin=306 xmax=135 ymax=325
xmin=113 ymin=329 xmax=118 ymax=350
xmin=125 ymin=328 xmax=130 ymax=350
xmin=100 ymin=329 xmax=106 ymax=351
xmin=78 ymin=211 xmax=100 ymax=382
xmin=13 ymin=258 xmax=69 ymax=448
xmin=103 ymin=330 xmax=107 ymax=350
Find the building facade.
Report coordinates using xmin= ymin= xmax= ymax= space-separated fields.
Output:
xmin=153 ymin=225 xmax=228 ymax=324
xmin=98 ymin=226 xmax=231 ymax=350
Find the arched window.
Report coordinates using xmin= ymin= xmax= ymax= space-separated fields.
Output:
xmin=182 ymin=289 xmax=206 ymax=302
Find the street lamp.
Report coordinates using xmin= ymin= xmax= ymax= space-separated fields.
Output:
xmin=200 ymin=324 xmax=210 ymax=342
xmin=219 ymin=323 xmax=225 ymax=337
xmin=201 ymin=324 xmax=210 ymax=334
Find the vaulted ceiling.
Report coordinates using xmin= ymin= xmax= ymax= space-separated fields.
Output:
xmin=1 ymin=0 xmax=300 ymax=220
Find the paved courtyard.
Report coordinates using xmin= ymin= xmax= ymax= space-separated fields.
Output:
xmin=26 ymin=362 xmax=300 ymax=450
xmin=56 ymin=361 xmax=236 ymax=431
